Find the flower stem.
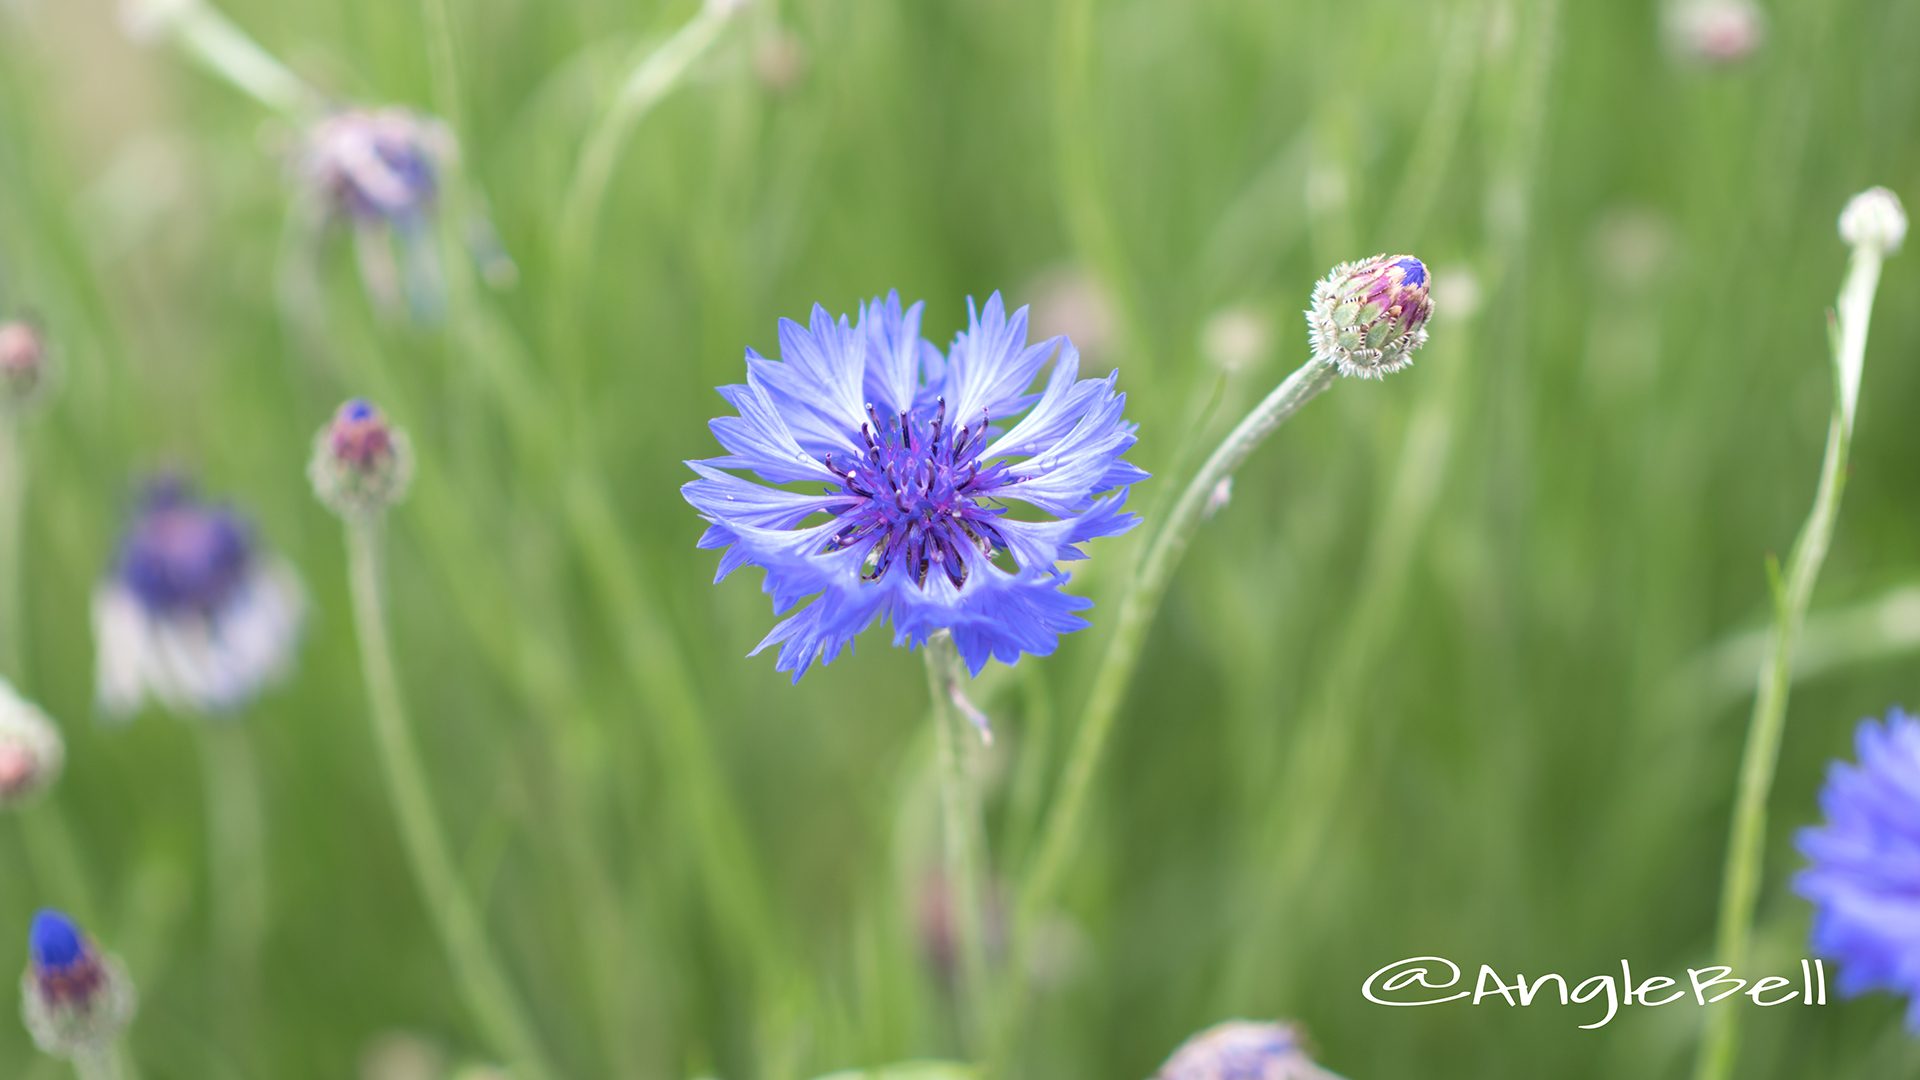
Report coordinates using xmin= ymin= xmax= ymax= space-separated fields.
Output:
xmin=145 ymin=0 xmax=319 ymax=118
xmin=1016 ymin=356 xmax=1335 ymax=928
xmin=196 ymin=723 xmax=267 ymax=1062
xmin=992 ymin=356 xmax=1335 ymax=1061
xmin=554 ymin=4 xmax=740 ymax=309
xmin=926 ymin=635 xmax=990 ymax=1050
xmin=1692 ymin=243 xmax=1887 ymax=1080
xmin=343 ymin=517 xmax=558 ymax=1080
xmin=0 ymin=418 xmax=24 ymax=677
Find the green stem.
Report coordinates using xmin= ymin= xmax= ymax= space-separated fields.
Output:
xmin=994 ymin=356 xmax=1336 ymax=1060
xmin=926 ymin=636 xmax=990 ymax=1049
xmin=1692 ymin=243 xmax=1886 ymax=1080
xmin=343 ymin=517 xmax=558 ymax=1080
xmin=554 ymin=4 xmax=739 ymax=312
xmin=1016 ymin=357 xmax=1335 ymax=925
xmin=196 ymin=724 xmax=267 ymax=1061
xmin=147 ymin=0 xmax=319 ymax=118
xmin=0 ymin=418 xmax=23 ymax=677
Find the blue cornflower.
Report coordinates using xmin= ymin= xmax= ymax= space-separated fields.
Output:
xmin=20 ymin=909 xmax=136 ymax=1058
xmin=684 ymin=292 xmax=1146 ymax=680
xmin=1156 ymin=1021 xmax=1344 ymax=1080
xmin=92 ymin=477 xmax=304 ymax=716
xmin=1797 ymin=709 xmax=1920 ymax=1028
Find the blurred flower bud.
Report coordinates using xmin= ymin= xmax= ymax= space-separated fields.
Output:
xmin=1666 ymin=0 xmax=1765 ymax=65
xmin=1839 ymin=187 xmax=1907 ymax=256
xmin=309 ymin=399 xmax=414 ymax=518
xmin=358 ymin=1031 xmax=446 ymax=1080
xmin=915 ymin=870 xmax=1008 ymax=986
xmin=301 ymin=109 xmax=450 ymax=226
xmin=1307 ymin=254 xmax=1433 ymax=378
xmin=1200 ymin=307 xmax=1273 ymax=374
xmin=1026 ymin=266 xmax=1117 ymax=365
xmin=0 ymin=679 xmax=63 ymax=807
xmin=0 ymin=319 xmax=47 ymax=413
xmin=19 ymin=910 xmax=136 ymax=1061
xmin=1157 ymin=1021 xmax=1344 ymax=1080
xmin=753 ymin=31 xmax=809 ymax=95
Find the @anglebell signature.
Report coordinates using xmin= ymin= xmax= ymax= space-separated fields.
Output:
xmin=1362 ymin=955 xmax=1829 ymax=1030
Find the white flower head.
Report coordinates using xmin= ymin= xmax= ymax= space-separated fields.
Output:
xmin=0 ymin=679 xmax=63 ymax=807
xmin=1839 ymin=186 xmax=1908 ymax=256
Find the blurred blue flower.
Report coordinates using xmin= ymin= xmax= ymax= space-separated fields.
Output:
xmin=1156 ymin=1021 xmax=1344 ymax=1080
xmin=684 ymin=292 xmax=1146 ymax=680
xmin=92 ymin=477 xmax=304 ymax=716
xmin=21 ymin=909 xmax=136 ymax=1058
xmin=1797 ymin=708 xmax=1920 ymax=1028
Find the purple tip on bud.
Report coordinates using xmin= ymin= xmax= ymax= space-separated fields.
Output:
xmin=1306 ymin=253 xmax=1434 ymax=379
xmin=20 ymin=910 xmax=135 ymax=1059
xmin=0 ymin=319 xmax=47 ymax=411
xmin=310 ymin=399 xmax=414 ymax=517
xmin=29 ymin=912 xmax=84 ymax=974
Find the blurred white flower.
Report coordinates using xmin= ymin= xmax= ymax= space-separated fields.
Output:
xmin=1839 ymin=186 xmax=1907 ymax=255
xmin=1665 ymin=0 xmax=1766 ymax=65
xmin=1200 ymin=306 xmax=1273 ymax=374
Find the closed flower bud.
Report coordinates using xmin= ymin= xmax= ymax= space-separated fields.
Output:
xmin=0 ymin=319 xmax=46 ymax=412
xmin=19 ymin=910 xmax=136 ymax=1060
xmin=309 ymin=399 xmax=414 ymax=517
xmin=1307 ymin=254 xmax=1433 ymax=379
xmin=1157 ymin=1021 xmax=1345 ymax=1080
xmin=0 ymin=679 xmax=64 ymax=807
xmin=1839 ymin=187 xmax=1907 ymax=255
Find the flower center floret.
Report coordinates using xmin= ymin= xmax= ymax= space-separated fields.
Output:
xmin=821 ymin=398 xmax=1012 ymax=588
xmin=118 ymin=490 xmax=253 ymax=615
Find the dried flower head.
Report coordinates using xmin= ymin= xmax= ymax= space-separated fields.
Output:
xmin=684 ymin=293 xmax=1145 ymax=679
xmin=1838 ymin=187 xmax=1908 ymax=256
xmin=310 ymin=399 xmax=414 ymax=518
xmin=0 ymin=319 xmax=47 ymax=412
xmin=1157 ymin=1021 xmax=1344 ymax=1080
xmin=1797 ymin=709 xmax=1920 ymax=1028
xmin=19 ymin=910 xmax=136 ymax=1060
xmin=0 ymin=679 xmax=63 ymax=807
xmin=1306 ymin=254 xmax=1433 ymax=379
xmin=93 ymin=477 xmax=304 ymax=716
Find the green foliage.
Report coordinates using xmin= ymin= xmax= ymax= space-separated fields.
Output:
xmin=1 ymin=0 xmax=1918 ymax=1076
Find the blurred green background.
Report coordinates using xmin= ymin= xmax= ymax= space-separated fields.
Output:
xmin=2 ymin=0 xmax=1919 ymax=1076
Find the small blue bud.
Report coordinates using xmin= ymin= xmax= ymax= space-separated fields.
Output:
xmin=19 ymin=910 xmax=136 ymax=1059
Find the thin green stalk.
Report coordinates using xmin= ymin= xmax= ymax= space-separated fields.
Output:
xmin=0 ymin=418 xmax=23 ymax=677
xmin=926 ymin=636 xmax=990 ymax=1050
xmin=343 ymin=517 xmax=558 ymax=1080
xmin=196 ymin=724 xmax=267 ymax=1061
xmin=1016 ymin=356 xmax=1335 ymax=924
xmin=143 ymin=0 xmax=319 ymax=118
xmin=994 ymin=355 xmax=1337 ymax=1061
xmin=1693 ymin=240 xmax=1888 ymax=1080
xmin=554 ymin=4 xmax=741 ymax=308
